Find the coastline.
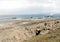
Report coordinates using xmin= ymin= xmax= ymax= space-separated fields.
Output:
xmin=0 ymin=17 xmax=60 ymax=42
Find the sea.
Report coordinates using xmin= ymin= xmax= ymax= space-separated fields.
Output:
xmin=0 ymin=14 xmax=60 ymax=21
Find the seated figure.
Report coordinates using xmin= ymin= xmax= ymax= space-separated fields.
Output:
xmin=35 ymin=29 xmax=41 ymax=35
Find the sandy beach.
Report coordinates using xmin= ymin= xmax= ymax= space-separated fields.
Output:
xmin=0 ymin=17 xmax=60 ymax=42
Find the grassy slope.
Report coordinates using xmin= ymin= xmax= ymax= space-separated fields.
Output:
xmin=26 ymin=28 xmax=60 ymax=42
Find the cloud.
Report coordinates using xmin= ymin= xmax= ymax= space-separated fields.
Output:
xmin=0 ymin=0 xmax=59 ymax=15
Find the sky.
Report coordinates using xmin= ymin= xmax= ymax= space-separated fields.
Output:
xmin=0 ymin=0 xmax=60 ymax=15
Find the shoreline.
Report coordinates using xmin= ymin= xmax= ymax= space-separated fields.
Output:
xmin=0 ymin=17 xmax=60 ymax=42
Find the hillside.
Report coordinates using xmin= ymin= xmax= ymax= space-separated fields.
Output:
xmin=26 ymin=28 xmax=60 ymax=42
xmin=0 ymin=18 xmax=60 ymax=42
